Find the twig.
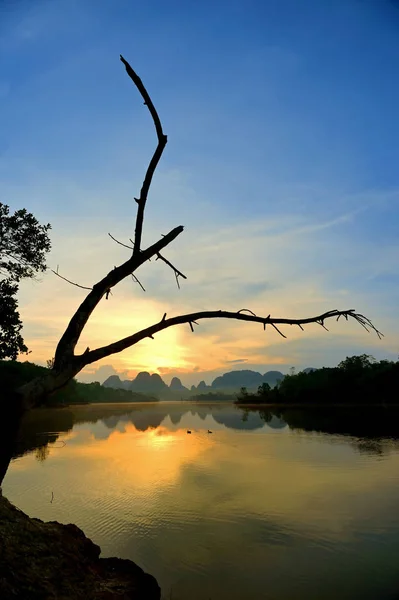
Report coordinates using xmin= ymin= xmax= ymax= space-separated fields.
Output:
xmin=51 ymin=269 xmax=92 ymax=291
xmin=238 ymin=308 xmax=257 ymax=317
xmin=156 ymin=252 xmax=187 ymax=289
xmin=132 ymin=274 xmax=146 ymax=292
xmin=318 ymin=320 xmax=329 ymax=331
xmin=270 ymin=323 xmax=287 ymax=338
xmin=108 ymin=233 xmax=133 ymax=250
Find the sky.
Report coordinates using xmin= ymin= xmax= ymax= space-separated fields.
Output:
xmin=1 ymin=0 xmax=399 ymax=386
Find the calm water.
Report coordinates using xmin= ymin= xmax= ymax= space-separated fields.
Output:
xmin=4 ymin=402 xmax=399 ymax=600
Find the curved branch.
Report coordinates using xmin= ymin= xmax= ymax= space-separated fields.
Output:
xmin=79 ymin=308 xmax=382 ymax=366
xmin=120 ymin=55 xmax=168 ymax=256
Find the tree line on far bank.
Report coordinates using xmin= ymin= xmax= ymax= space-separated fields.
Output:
xmin=236 ymin=355 xmax=399 ymax=406
xmin=0 ymin=360 xmax=157 ymax=406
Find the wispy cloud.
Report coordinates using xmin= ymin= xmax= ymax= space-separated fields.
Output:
xmin=225 ymin=359 xmax=248 ymax=364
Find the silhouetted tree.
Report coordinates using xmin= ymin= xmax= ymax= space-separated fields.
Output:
xmin=235 ymin=355 xmax=399 ymax=407
xmin=258 ymin=382 xmax=271 ymax=396
xmin=0 ymin=57 xmax=381 ymax=485
xmin=338 ymin=354 xmax=375 ymax=372
xmin=0 ymin=203 xmax=51 ymax=360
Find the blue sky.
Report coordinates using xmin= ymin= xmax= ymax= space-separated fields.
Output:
xmin=1 ymin=0 xmax=399 ymax=385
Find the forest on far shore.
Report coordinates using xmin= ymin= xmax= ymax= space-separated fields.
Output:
xmin=236 ymin=355 xmax=399 ymax=405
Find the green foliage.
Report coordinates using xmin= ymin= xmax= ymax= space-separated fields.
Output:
xmin=0 ymin=203 xmax=51 ymax=360
xmin=235 ymin=355 xmax=399 ymax=406
xmin=0 ymin=203 xmax=51 ymax=282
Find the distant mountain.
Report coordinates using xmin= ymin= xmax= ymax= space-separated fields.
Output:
xmin=170 ymin=377 xmax=188 ymax=392
xmin=103 ymin=375 xmax=131 ymax=390
xmin=262 ymin=371 xmax=284 ymax=386
xmin=103 ymin=368 xmax=286 ymax=396
xmin=212 ymin=370 xmax=264 ymax=390
xmin=129 ymin=372 xmax=168 ymax=394
xmin=212 ymin=370 xmax=284 ymax=391
xmin=302 ymin=367 xmax=318 ymax=374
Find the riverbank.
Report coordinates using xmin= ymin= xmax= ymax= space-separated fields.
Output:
xmin=0 ymin=492 xmax=160 ymax=600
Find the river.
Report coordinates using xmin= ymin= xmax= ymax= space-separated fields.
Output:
xmin=3 ymin=402 xmax=399 ymax=599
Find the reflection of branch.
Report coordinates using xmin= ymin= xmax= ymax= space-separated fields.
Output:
xmin=80 ymin=308 xmax=383 ymax=365
xmin=51 ymin=269 xmax=92 ymax=290
xmin=156 ymin=252 xmax=187 ymax=289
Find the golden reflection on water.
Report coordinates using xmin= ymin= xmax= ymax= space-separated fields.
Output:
xmin=4 ymin=403 xmax=399 ymax=600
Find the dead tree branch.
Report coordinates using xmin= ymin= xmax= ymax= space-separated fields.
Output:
xmin=54 ymin=224 xmax=183 ymax=368
xmin=53 ymin=58 xmax=181 ymax=370
xmin=156 ymin=252 xmax=187 ymax=288
xmin=132 ymin=274 xmax=146 ymax=292
xmin=120 ymin=55 xmax=167 ymax=257
xmin=78 ymin=308 xmax=382 ymax=366
xmin=51 ymin=269 xmax=92 ymax=291
xmin=108 ymin=233 xmax=133 ymax=250
xmin=107 ymin=233 xmax=186 ymax=289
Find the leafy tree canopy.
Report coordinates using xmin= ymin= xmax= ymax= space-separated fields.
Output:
xmin=337 ymin=354 xmax=375 ymax=372
xmin=236 ymin=355 xmax=399 ymax=406
xmin=0 ymin=203 xmax=51 ymax=360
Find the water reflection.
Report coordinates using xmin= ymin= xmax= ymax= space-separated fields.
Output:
xmin=13 ymin=403 xmax=399 ymax=462
xmin=5 ymin=402 xmax=399 ymax=599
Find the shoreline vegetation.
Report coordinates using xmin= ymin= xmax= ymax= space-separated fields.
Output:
xmin=235 ymin=355 xmax=399 ymax=406
xmin=0 ymin=361 xmax=158 ymax=405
